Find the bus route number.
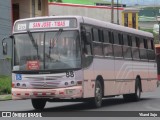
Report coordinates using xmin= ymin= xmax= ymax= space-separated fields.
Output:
xmin=66 ymin=71 xmax=74 ymax=78
xmin=17 ymin=24 xmax=26 ymax=31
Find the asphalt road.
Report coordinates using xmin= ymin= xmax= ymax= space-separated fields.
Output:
xmin=0 ymin=87 xmax=160 ymax=119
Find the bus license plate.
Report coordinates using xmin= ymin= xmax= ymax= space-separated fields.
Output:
xmin=66 ymin=89 xmax=74 ymax=95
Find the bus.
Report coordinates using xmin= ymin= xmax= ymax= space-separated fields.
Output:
xmin=2 ymin=16 xmax=158 ymax=110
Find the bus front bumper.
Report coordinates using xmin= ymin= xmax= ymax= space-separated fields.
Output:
xmin=12 ymin=86 xmax=83 ymax=100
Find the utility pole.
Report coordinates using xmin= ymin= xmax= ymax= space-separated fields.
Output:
xmin=117 ymin=0 xmax=119 ymax=24
xmin=111 ymin=0 xmax=114 ymax=23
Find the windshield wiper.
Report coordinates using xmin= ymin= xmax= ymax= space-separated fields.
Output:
xmin=27 ymin=30 xmax=39 ymax=58
xmin=49 ymin=28 xmax=63 ymax=58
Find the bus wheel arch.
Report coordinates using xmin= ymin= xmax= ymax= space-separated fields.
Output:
xmin=96 ymin=75 xmax=104 ymax=97
xmin=31 ymin=99 xmax=46 ymax=110
xmin=136 ymin=75 xmax=142 ymax=92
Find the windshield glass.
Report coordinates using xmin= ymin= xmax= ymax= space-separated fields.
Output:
xmin=13 ymin=31 xmax=81 ymax=71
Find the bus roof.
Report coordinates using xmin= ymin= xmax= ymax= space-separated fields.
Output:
xmin=14 ymin=15 xmax=153 ymax=38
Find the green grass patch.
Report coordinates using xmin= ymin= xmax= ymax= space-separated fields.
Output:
xmin=0 ymin=75 xmax=11 ymax=95
xmin=49 ymin=0 xmax=110 ymax=5
xmin=0 ymin=94 xmax=12 ymax=101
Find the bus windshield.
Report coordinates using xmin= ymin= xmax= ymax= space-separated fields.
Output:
xmin=13 ymin=30 xmax=81 ymax=71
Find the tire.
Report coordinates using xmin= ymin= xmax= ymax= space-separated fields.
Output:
xmin=123 ymin=79 xmax=141 ymax=102
xmin=89 ymin=80 xmax=103 ymax=108
xmin=31 ymin=99 xmax=46 ymax=110
xmin=132 ymin=80 xmax=141 ymax=101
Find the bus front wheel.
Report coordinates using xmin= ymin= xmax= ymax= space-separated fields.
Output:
xmin=89 ymin=80 xmax=103 ymax=108
xmin=31 ymin=99 xmax=46 ymax=110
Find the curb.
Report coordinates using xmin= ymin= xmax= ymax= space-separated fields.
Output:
xmin=0 ymin=94 xmax=12 ymax=101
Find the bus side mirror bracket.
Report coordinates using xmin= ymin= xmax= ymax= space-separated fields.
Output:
xmin=2 ymin=42 xmax=7 ymax=55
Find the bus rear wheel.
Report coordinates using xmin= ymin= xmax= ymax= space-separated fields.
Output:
xmin=31 ymin=99 xmax=46 ymax=110
xmin=123 ymin=79 xmax=141 ymax=101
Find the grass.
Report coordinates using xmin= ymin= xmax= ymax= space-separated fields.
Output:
xmin=0 ymin=94 xmax=12 ymax=101
xmin=0 ymin=75 xmax=11 ymax=95
xmin=49 ymin=0 xmax=110 ymax=5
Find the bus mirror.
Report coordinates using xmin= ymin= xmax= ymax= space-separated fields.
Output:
xmin=2 ymin=42 xmax=7 ymax=55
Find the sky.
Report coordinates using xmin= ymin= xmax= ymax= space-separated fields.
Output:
xmin=103 ymin=0 xmax=160 ymax=6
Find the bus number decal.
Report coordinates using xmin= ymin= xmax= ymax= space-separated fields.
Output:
xmin=17 ymin=24 xmax=26 ymax=31
xmin=66 ymin=71 xmax=74 ymax=78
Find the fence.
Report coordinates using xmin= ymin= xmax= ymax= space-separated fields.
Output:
xmin=0 ymin=59 xmax=11 ymax=76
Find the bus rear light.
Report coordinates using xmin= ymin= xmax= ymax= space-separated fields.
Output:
xmin=77 ymin=81 xmax=82 ymax=85
xmin=33 ymin=92 xmax=38 ymax=96
xmin=42 ymin=92 xmax=46 ymax=96
xmin=25 ymin=93 xmax=29 ymax=96
xmin=17 ymin=93 xmax=21 ymax=96
xmin=59 ymin=91 xmax=64 ymax=95
xmin=51 ymin=92 xmax=55 ymax=95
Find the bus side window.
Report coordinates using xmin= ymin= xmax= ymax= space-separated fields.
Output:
xmin=139 ymin=37 xmax=148 ymax=60
xmin=123 ymin=34 xmax=128 ymax=46
xmin=81 ymin=25 xmax=92 ymax=56
xmin=147 ymin=39 xmax=155 ymax=61
xmin=123 ymin=34 xmax=132 ymax=59
xmin=132 ymin=36 xmax=140 ymax=60
xmin=92 ymin=28 xmax=103 ymax=56
xmin=132 ymin=36 xmax=136 ymax=47
xmin=92 ymin=28 xmax=99 ymax=42
xmin=113 ymin=31 xmax=119 ymax=44
xmin=103 ymin=30 xmax=109 ymax=43
xmin=118 ymin=33 xmax=123 ymax=45
xmin=113 ymin=30 xmax=123 ymax=58
xmin=108 ymin=31 xmax=113 ymax=43
xmin=127 ymin=35 xmax=132 ymax=46
xmin=103 ymin=30 xmax=113 ymax=57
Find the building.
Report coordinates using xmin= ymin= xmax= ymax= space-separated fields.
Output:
xmin=49 ymin=2 xmax=139 ymax=29
xmin=0 ymin=0 xmax=48 ymax=75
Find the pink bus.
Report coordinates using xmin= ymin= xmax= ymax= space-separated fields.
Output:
xmin=2 ymin=16 xmax=158 ymax=110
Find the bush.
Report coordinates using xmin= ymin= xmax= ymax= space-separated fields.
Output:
xmin=0 ymin=75 xmax=11 ymax=95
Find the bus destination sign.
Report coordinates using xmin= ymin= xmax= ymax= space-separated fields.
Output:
xmin=29 ymin=20 xmax=70 ymax=29
xmin=14 ymin=18 xmax=77 ymax=32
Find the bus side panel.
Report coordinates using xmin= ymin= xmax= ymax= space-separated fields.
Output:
xmin=93 ymin=58 xmax=115 ymax=96
xmin=114 ymin=60 xmax=134 ymax=95
xmin=133 ymin=61 xmax=149 ymax=92
xmin=83 ymin=64 xmax=95 ymax=98
xmin=148 ymin=62 xmax=157 ymax=92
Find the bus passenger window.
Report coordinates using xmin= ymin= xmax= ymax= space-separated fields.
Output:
xmin=127 ymin=35 xmax=132 ymax=46
xmin=118 ymin=33 xmax=123 ymax=45
xmin=113 ymin=32 xmax=119 ymax=44
xmin=151 ymin=40 xmax=154 ymax=50
xmin=135 ymin=37 xmax=140 ymax=47
xmin=92 ymin=28 xmax=99 ymax=42
xmin=132 ymin=37 xmax=137 ymax=47
xmin=108 ymin=31 xmax=113 ymax=43
xmin=123 ymin=34 xmax=128 ymax=46
xmin=144 ymin=39 xmax=148 ymax=49
xmin=139 ymin=38 xmax=144 ymax=48
xmin=103 ymin=30 xmax=109 ymax=43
